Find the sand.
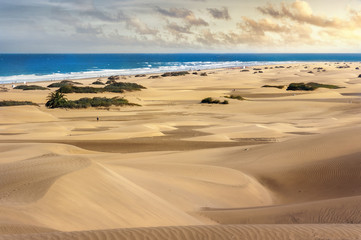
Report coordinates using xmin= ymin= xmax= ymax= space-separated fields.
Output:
xmin=0 ymin=62 xmax=361 ymax=239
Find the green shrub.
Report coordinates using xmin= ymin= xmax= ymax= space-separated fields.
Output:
xmin=56 ymin=81 xmax=146 ymax=94
xmin=104 ymin=82 xmax=146 ymax=92
xmin=161 ymin=71 xmax=189 ymax=77
xmin=92 ymin=80 xmax=105 ymax=85
xmin=262 ymin=85 xmax=285 ymax=89
xmin=225 ymin=95 xmax=245 ymax=100
xmin=14 ymin=85 xmax=48 ymax=90
xmin=287 ymin=82 xmax=342 ymax=91
xmin=201 ymin=97 xmax=229 ymax=104
xmin=47 ymin=80 xmax=82 ymax=88
xmin=106 ymin=79 xmax=117 ymax=84
xmin=45 ymin=93 xmax=139 ymax=109
xmin=57 ymin=85 xmax=105 ymax=93
xmin=0 ymin=100 xmax=38 ymax=107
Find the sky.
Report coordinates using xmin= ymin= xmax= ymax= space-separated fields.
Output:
xmin=1 ymin=0 xmax=361 ymax=53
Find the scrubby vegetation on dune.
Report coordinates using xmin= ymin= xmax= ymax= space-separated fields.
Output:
xmin=14 ymin=85 xmax=48 ymax=90
xmin=60 ymin=97 xmax=139 ymax=108
xmin=161 ymin=71 xmax=189 ymax=77
xmin=0 ymin=100 xmax=38 ymax=107
xmin=262 ymin=85 xmax=285 ymax=89
xmin=57 ymin=85 xmax=107 ymax=93
xmin=286 ymin=82 xmax=342 ymax=91
xmin=45 ymin=92 xmax=139 ymax=109
xmin=104 ymin=82 xmax=146 ymax=91
xmin=47 ymin=80 xmax=82 ymax=88
xmin=201 ymin=97 xmax=229 ymax=104
xmin=92 ymin=80 xmax=105 ymax=85
xmin=57 ymin=82 xmax=146 ymax=93
xmin=225 ymin=95 xmax=245 ymax=100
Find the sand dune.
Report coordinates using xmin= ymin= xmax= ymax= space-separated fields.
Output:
xmin=1 ymin=63 xmax=361 ymax=239
xmin=2 ymin=224 xmax=361 ymax=240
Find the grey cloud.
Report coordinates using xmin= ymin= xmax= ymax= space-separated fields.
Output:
xmin=155 ymin=7 xmax=208 ymax=26
xmin=75 ymin=24 xmax=103 ymax=35
xmin=155 ymin=7 xmax=192 ymax=18
xmin=166 ymin=22 xmax=192 ymax=34
xmin=125 ymin=17 xmax=158 ymax=35
xmin=207 ymin=7 xmax=230 ymax=20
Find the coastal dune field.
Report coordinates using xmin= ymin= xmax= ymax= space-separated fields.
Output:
xmin=1 ymin=62 xmax=361 ymax=239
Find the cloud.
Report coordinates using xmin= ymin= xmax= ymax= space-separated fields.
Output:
xmin=166 ymin=22 xmax=192 ymax=34
xmin=155 ymin=7 xmax=192 ymax=18
xmin=155 ymin=7 xmax=208 ymax=26
xmin=257 ymin=0 xmax=346 ymax=29
xmin=239 ymin=17 xmax=289 ymax=35
xmin=125 ymin=17 xmax=158 ymax=35
xmin=207 ymin=7 xmax=230 ymax=20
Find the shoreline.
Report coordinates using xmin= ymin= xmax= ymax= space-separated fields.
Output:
xmin=0 ymin=61 xmax=309 ymax=84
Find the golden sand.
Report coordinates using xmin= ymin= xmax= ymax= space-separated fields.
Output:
xmin=0 ymin=62 xmax=361 ymax=239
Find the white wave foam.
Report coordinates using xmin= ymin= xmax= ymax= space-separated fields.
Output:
xmin=0 ymin=61 xmax=294 ymax=84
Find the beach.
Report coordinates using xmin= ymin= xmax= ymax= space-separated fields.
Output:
xmin=1 ymin=62 xmax=361 ymax=239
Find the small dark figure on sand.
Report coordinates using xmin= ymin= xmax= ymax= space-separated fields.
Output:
xmin=97 ymin=117 xmax=99 ymax=121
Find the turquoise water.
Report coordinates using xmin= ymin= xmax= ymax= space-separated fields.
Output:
xmin=1 ymin=53 xmax=360 ymax=83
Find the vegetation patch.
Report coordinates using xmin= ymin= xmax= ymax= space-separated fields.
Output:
xmin=92 ymin=80 xmax=105 ymax=85
xmin=286 ymin=82 xmax=342 ymax=91
xmin=262 ymin=85 xmax=285 ymax=89
xmin=161 ymin=71 xmax=189 ymax=77
xmin=104 ymin=82 xmax=146 ymax=92
xmin=148 ymin=75 xmax=161 ymax=79
xmin=14 ymin=85 xmax=48 ymax=90
xmin=201 ymin=97 xmax=229 ymax=104
xmin=108 ymin=75 xmax=120 ymax=80
xmin=0 ymin=100 xmax=38 ymax=107
xmin=225 ymin=95 xmax=245 ymax=100
xmin=48 ymin=80 xmax=82 ymax=88
xmin=57 ymin=85 xmax=106 ymax=93
xmin=45 ymin=92 xmax=139 ymax=109
xmin=57 ymin=82 xmax=146 ymax=93
xmin=106 ymin=79 xmax=117 ymax=84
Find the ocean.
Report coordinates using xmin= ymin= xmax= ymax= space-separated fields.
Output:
xmin=1 ymin=53 xmax=361 ymax=83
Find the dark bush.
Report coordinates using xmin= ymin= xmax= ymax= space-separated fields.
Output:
xmin=148 ymin=75 xmax=161 ymax=79
xmin=225 ymin=95 xmax=245 ymax=100
xmin=48 ymin=80 xmax=82 ymax=88
xmin=200 ymin=72 xmax=207 ymax=76
xmin=161 ymin=71 xmax=189 ymax=77
xmin=46 ymin=94 xmax=139 ymax=109
xmin=56 ymin=82 xmax=146 ymax=93
xmin=108 ymin=75 xmax=119 ymax=80
xmin=0 ymin=100 xmax=38 ymax=107
xmin=57 ymin=85 xmax=104 ymax=93
xmin=262 ymin=85 xmax=285 ymax=89
xmin=92 ymin=80 xmax=105 ymax=85
xmin=201 ymin=97 xmax=229 ymax=104
xmin=106 ymin=79 xmax=117 ymax=84
xmin=104 ymin=82 xmax=146 ymax=92
xmin=287 ymin=82 xmax=342 ymax=91
xmin=14 ymin=85 xmax=48 ymax=90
